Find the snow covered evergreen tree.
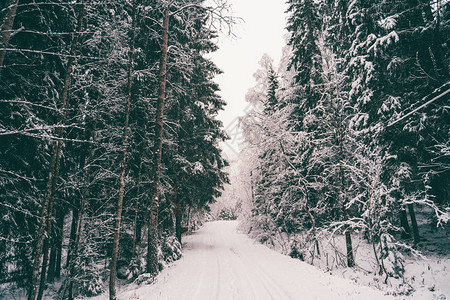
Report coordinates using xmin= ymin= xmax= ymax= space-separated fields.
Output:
xmin=0 ymin=0 xmax=231 ymax=298
xmin=242 ymin=0 xmax=449 ymax=280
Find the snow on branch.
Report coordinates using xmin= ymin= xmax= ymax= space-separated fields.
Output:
xmin=387 ymin=82 xmax=450 ymax=127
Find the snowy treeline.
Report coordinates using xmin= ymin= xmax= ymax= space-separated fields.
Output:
xmin=240 ymin=0 xmax=449 ymax=291
xmin=0 ymin=0 xmax=230 ymax=299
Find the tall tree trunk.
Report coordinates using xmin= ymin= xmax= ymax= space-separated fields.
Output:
xmin=58 ymin=185 xmax=86 ymax=300
xmin=37 ymin=150 xmax=64 ymax=300
xmin=131 ymin=152 xmax=143 ymax=258
xmin=47 ymin=204 xmax=63 ymax=282
xmin=279 ymin=141 xmax=320 ymax=256
xmin=344 ymin=225 xmax=354 ymax=267
xmin=0 ymin=0 xmax=19 ymax=70
xmin=109 ymin=1 xmax=136 ymax=298
xmin=54 ymin=209 xmax=64 ymax=278
xmin=186 ymin=207 xmax=191 ymax=233
xmin=59 ymin=126 xmax=97 ymax=300
xmin=250 ymin=170 xmax=255 ymax=204
xmin=36 ymin=237 xmax=50 ymax=300
xmin=37 ymin=121 xmax=65 ymax=300
xmin=147 ymin=4 xmax=169 ymax=275
xmin=30 ymin=114 xmax=65 ymax=300
xmin=341 ymin=175 xmax=354 ymax=268
xmin=66 ymin=203 xmax=79 ymax=268
xmin=304 ymin=202 xmax=320 ymax=256
xmin=28 ymin=4 xmax=84 ymax=299
xmin=109 ymin=135 xmax=128 ymax=300
xmin=399 ymin=208 xmax=411 ymax=239
xmin=174 ymin=203 xmax=182 ymax=244
xmin=136 ymin=220 xmax=142 ymax=244
xmin=28 ymin=146 xmax=58 ymax=300
xmin=338 ymin=127 xmax=354 ymax=268
xmin=299 ymin=177 xmax=320 ymax=256
xmin=408 ymin=204 xmax=420 ymax=244
xmin=47 ymin=242 xmax=56 ymax=283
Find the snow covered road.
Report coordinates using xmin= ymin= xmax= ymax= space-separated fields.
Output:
xmin=118 ymin=220 xmax=395 ymax=300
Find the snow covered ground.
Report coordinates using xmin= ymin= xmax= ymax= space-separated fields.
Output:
xmin=92 ymin=220 xmax=399 ymax=300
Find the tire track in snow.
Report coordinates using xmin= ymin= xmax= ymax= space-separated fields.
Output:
xmin=219 ymin=222 xmax=292 ymax=300
xmin=232 ymin=234 xmax=294 ymax=300
xmin=227 ymin=247 xmax=259 ymax=299
xmin=190 ymin=227 xmax=221 ymax=300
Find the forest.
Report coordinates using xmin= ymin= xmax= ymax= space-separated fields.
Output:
xmin=235 ymin=0 xmax=450 ymax=295
xmin=0 ymin=0 xmax=449 ymax=299
xmin=0 ymin=0 xmax=231 ymax=299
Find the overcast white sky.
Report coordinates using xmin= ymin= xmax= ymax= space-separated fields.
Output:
xmin=208 ymin=0 xmax=288 ymax=157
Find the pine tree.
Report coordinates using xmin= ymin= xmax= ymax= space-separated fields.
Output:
xmin=377 ymin=0 xmax=450 ymax=242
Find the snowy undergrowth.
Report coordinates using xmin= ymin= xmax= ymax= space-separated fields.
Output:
xmin=239 ymin=219 xmax=450 ymax=299
xmin=121 ymin=236 xmax=183 ymax=287
xmin=0 ymin=236 xmax=183 ymax=300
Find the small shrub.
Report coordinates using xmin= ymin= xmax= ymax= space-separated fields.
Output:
xmin=161 ymin=236 xmax=182 ymax=263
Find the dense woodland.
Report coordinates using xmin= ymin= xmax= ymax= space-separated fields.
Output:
xmin=1 ymin=0 xmax=450 ymax=299
xmin=241 ymin=0 xmax=449 ymax=286
xmin=0 ymin=0 xmax=230 ymax=299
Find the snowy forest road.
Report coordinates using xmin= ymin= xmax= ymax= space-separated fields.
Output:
xmin=118 ymin=221 xmax=395 ymax=300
